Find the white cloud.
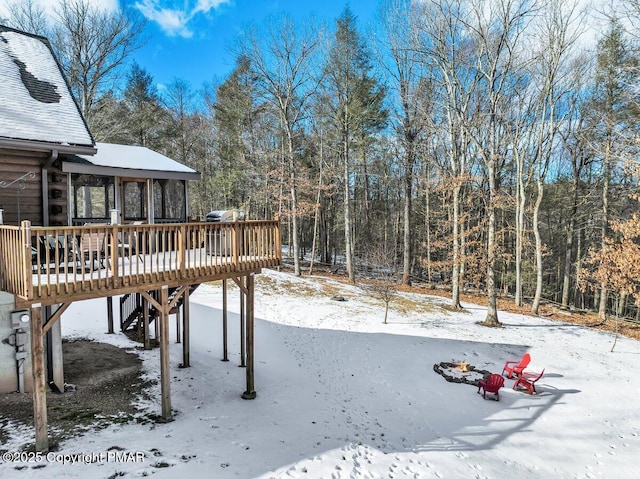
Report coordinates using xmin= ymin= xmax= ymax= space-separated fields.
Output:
xmin=135 ymin=0 xmax=193 ymax=38
xmin=194 ymin=0 xmax=229 ymax=15
xmin=133 ymin=0 xmax=230 ymax=38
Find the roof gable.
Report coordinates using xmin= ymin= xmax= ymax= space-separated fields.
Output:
xmin=0 ymin=25 xmax=94 ymax=149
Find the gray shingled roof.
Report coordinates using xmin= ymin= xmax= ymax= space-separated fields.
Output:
xmin=0 ymin=26 xmax=94 ymax=148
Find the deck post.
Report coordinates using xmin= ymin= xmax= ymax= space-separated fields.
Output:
xmin=239 ymin=276 xmax=245 ymax=368
xmin=20 ymin=220 xmax=33 ymax=300
xmin=175 ymin=306 xmax=181 ymax=344
xmin=143 ymin=296 xmax=151 ymax=350
xmin=154 ymin=294 xmax=160 ymax=339
xmin=232 ymin=222 xmax=239 ymax=267
xmin=242 ymin=274 xmax=256 ymax=400
xmin=182 ymin=285 xmax=190 ymax=367
xmin=30 ymin=304 xmax=49 ymax=450
xmin=222 ymin=279 xmax=229 ymax=361
xmin=275 ymin=216 xmax=282 ymax=268
xmin=109 ymin=224 xmax=119 ymax=284
xmin=106 ymin=297 xmax=114 ymax=334
xmin=178 ymin=224 xmax=186 ymax=276
xmin=159 ymin=286 xmax=172 ymax=420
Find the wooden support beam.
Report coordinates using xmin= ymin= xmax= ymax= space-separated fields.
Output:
xmin=181 ymin=285 xmax=190 ymax=368
xmin=222 ymin=279 xmax=229 ymax=362
xmin=140 ymin=290 xmax=162 ymax=312
xmin=175 ymin=306 xmax=181 ymax=344
xmin=168 ymin=286 xmax=186 ymax=311
xmin=13 ymin=266 xmax=267 ymax=309
xmin=41 ymin=302 xmax=71 ymax=336
xmin=239 ymin=276 xmax=246 ymax=368
xmin=232 ymin=276 xmax=249 ymax=295
xmin=107 ymin=296 xmax=114 ymax=334
xmin=154 ymin=304 xmax=160 ymax=340
xmin=159 ymin=286 xmax=172 ymax=420
xmin=143 ymin=296 xmax=150 ymax=350
xmin=30 ymin=305 xmax=49 ymax=450
xmin=242 ymin=274 xmax=256 ymax=400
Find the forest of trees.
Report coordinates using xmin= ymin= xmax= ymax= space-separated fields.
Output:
xmin=5 ymin=0 xmax=640 ymax=325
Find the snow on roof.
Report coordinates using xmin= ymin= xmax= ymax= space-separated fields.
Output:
xmin=90 ymin=143 xmax=198 ymax=173
xmin=0 ymin=26 xmax=94 ymax=147
xmin=64 ymin=142 xmax=200 ymax=180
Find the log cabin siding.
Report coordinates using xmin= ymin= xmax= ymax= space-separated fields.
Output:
xmin=47 ymin=159 xmax=67 ymax=226
xmin=0 ymin=149 xmax=48 ymax=225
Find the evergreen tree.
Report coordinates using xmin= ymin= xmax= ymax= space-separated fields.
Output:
xmin=324 ymin=7 xmax=387 ymax=283
xmin=210 ymin=56 xmax=255 ymax=208
xmin=587 ymin=20 xmax=640 ymax=318
xmin=119 ymin=62 xmax=165 ymax=149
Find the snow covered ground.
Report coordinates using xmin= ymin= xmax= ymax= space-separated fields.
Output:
xmin=1 ymin=268 xmax=639 ymax=478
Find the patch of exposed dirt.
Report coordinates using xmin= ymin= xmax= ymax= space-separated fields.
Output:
xmin=0 ymin=339 xmax=153 ymax=451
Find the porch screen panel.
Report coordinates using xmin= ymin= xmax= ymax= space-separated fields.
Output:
xmin=123 ymin=181 xmax=146 ymax=221
xmin=154 ymin=179 xmax=186 ymax=222
xmin=72 ymin=174 xmax=114 ymax=222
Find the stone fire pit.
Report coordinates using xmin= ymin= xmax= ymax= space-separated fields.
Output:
xmin=433 ymin=361 xmax=492 ymax=386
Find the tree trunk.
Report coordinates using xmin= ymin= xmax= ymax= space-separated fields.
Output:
xmin=424 ymin=162 xmax=432 ymax=283
xmin=402 ymin=155 xmax=412 ymax=285
xmin=451 ymin=183 xmax=462 ymax=309
xmin=483 ymin=158 xmax=501 ymax=326
xmin=515 ymin=152 xmax=526 ymax=307
xmin=531 ymin=178 xmax=544 ymax=314
xmin=287 ymin=127 xmax=301 ymax=276
xmin=309 ymin=137 xmax=324 ymax=276
xmin=561 ymin=172 xmax=579 ymax=308
xmin=344 ymin=133 xmax=355 ymax=283
xmin=599 ymin=137 xmax=611 ymax=320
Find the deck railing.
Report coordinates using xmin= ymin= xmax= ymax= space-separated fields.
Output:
xmin=0 ymin=220 xmax=281 ymax=305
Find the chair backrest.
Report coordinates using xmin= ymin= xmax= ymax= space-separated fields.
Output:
xmin=517 ymin=353 xmax=531 ymax=369
xmin=81 ymin=224 xmax=107 ymax=253
xmin=529 ymin=368 xmax=545 ymax=383
xmin=486 ymin=373 xmax=505 ymax=391
xmin=125 ymin=221 xmax=145 ymax=251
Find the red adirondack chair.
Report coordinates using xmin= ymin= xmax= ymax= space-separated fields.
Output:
xmin=477 ymin=373 xmax=505 ymax=401
xmin=513 ymin=369 xmax=545 ymax=394
xmin=502 ymin=353 xmax=531 ymax=378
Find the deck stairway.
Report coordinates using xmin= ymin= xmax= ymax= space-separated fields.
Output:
xmin=120 ymin=284 xmax=200 ymax=342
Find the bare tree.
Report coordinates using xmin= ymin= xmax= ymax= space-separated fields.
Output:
xmin=50 ymin=0 xmax=146 ymax=128
xmin=417 ymin=0 xmax=480 ymax=309
xmin=362 ymin=244 xmax=400 ymax=324
xmin=558 ymin=66 xmax=591 ymax=309
xmin=378 ymin=0 xmax=432 ymax=286
xmin=6 ymin=0 xmax=48 ymax=35
xmin=528 ymin=0 xmax=584 ymax=314
xmin=239 ymin=15 xmax=323 ymax=276
xmin=464 ymin=0 xmax=537 ymax=327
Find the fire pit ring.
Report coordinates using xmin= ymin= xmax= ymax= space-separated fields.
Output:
xmin=433 ymin=361 xmax=492 ymax=386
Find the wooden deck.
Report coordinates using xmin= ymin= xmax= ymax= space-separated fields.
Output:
xmin=0 ymin=220 xmax=281 ymax=306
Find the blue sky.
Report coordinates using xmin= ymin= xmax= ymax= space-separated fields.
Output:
xmin=0 ymin=0 xmax=379 ymax=90
xmin=126 ymin=0 xmax=379 ymax=90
